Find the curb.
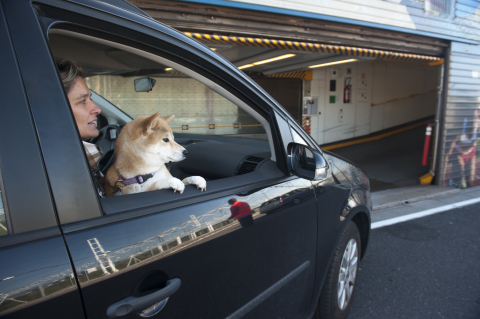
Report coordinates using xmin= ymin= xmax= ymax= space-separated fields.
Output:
xmin=372 ymin=188 xmax=461 ymax=211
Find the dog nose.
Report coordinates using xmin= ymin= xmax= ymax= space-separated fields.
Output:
xmin=183 ymin=150 xmax=188 ymax=157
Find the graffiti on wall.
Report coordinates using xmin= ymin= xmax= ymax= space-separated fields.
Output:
xmin=443 ymin=110 xmax=480 ymax=188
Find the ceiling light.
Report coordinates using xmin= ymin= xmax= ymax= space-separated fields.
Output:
xmin=210 ymin=48 xmax=218 ymax=51
xmin=238 ymin=64 xmax=254 ymax=69
xmin=309 ymin=59 xmax=358 ymax=68
xmin=165 ymin=68 xmax=173 ymax=71
xmin=253 ymin=54 xmax=296 ymax=65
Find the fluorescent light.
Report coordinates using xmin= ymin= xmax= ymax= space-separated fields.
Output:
xmin=309 ymin=59 xmax=358 ymax=68
xmin=165 ymin=68 xmax=173 ymax=71
xmin=238 ymin=54 xmax=296 ymax=70
xmin=210 ymin=48 xmax=217 ymax=51
xmin=253 ymin=54 xmax=296 ymax=65
xmin=238 ymin=64 xmax=254 ymax=69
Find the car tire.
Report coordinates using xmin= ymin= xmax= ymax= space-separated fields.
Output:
xmin=314 ymin=221 xmax=361 ymax=319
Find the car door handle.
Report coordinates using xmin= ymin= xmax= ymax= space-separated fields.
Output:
xmin=106 ymin=278 xmax=181 ymax=318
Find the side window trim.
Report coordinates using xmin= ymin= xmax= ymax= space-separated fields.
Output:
xmin=274 ymin=111 xmax=294 ymax=152
xmin=0 ymin=169 xmax=10 ymax=236
xmin=0 ymin=1 xmax=59 ymax=235
xmin=288 ymin=119 xmax=323 ymax=153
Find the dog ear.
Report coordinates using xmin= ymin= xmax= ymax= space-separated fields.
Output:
xmin=143 ymin=112 xmax=162 ymax=135
xmin=162 ymin=115 xmax=175 ymax=123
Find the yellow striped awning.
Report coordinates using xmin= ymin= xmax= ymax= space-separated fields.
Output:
xmin=266 ymin=70 xmax=313 ymax=80
xmin=185 ymin=32 xmax=444 ymax=64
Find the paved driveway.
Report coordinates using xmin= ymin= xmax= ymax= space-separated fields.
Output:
xmin=350 ymin=203 xmax=480 ymax=319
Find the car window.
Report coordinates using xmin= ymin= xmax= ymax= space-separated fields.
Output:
xmin=49 ymin=30 xmax=269 ymax=142
xmin=48 ymin=27 xmax=281 ymax=217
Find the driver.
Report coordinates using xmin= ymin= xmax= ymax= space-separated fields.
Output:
xmin=57 ymin=60 xmax=106 ymax=198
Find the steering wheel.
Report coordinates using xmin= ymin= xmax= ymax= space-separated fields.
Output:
xmin=90 ymin=125 xmax=122 ymax=175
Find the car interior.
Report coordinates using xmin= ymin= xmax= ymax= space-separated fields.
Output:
xmin=48 ymin=27 xmax=286 ymax=201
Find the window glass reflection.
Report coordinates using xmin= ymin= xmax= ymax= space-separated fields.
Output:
xmin=67 ymin=179 xmax=315 ymax=284
xmin=0 ymin=238 xmax=76 ymax=315
xmin=0 ymin=179 xmax=7 ymax=236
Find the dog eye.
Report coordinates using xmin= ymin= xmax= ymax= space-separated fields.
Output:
xmin=163 ymin=138 xmax=169 ymax=143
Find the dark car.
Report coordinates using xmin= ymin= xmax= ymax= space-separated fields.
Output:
xmin=256 ymin=198 xmax=283 ymax=214
xmin=0 ymin=0 xmax=371 ymax=318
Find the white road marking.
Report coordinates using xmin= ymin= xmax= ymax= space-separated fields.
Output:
xmin=371 ymin=197 xmax=480 ymax=229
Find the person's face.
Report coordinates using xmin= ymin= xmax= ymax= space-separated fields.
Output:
xmin=68 ymin=77 xmax=101 ymax=141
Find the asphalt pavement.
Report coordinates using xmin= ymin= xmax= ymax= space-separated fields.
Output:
xmin=323 ymin=123 xmax=480 ymax=318
xmin=347 ymin=185 xmax=480 ymax=319
xmin=349 ymin=201 xmax=480 ymax=319
xmin=370 ymin=185 xmax=480 ymax=226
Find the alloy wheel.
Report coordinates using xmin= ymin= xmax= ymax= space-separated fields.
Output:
xmin=337 ymin=238 xmax=358 ymax=310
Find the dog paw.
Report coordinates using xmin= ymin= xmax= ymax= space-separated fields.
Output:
xmin=168 ymin=178 xmax=185 ymax=194
xmin=183 ymin=176 xmax=207 ymax=192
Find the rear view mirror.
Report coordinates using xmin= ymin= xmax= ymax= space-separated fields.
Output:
xmin=134 ymin=77 xmax=156 ymax=92
xmin=287 ymin=143 xmax=328 ymax=181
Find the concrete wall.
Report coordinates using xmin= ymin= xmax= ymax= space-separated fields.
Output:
xmin=87 ymin=75 xmax=264 ymax=136
xmin=304 ymin=60 xmax=439 ymax=144
xmin=370 ymin=60 xmax=439 ymax=131
xmin=254 ymin=78 xmax=302 ymax=123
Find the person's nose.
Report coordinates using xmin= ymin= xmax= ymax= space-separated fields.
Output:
xmin=91 ymin=102 xmax=101 ymax=115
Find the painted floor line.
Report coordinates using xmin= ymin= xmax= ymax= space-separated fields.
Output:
xmin=371 ymin=197 xmax=480 ymax=229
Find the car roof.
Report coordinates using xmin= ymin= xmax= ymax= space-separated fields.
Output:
xmin=68 ymin=0 xmax=151 ymax=18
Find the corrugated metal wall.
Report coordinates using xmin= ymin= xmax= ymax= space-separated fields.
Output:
xmin=224 ymin=0 xmax=480 ymax=41
xmin=440 ymin=42 xmax=480 ymax=188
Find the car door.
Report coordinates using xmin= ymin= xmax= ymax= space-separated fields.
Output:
xmin=4 ymin=1 xmax=319 ymax=318
xmin=0 ymin=3 xmax=85 ymax=318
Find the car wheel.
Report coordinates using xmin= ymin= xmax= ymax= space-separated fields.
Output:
xmin=314 ymin=221 xmax=361 ymax=319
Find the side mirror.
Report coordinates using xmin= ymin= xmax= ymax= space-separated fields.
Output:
xmin=287 ymin=142 xmax=328 ymax=181
xmin=134 ymin=77 xmax=156 ymax=92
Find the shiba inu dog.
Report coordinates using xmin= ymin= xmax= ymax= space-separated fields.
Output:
xmin=104 ymin=112 xmax=206 ymax=196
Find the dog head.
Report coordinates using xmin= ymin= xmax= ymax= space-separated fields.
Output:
xmin=118 ymin=112 xmax=187 ymax=165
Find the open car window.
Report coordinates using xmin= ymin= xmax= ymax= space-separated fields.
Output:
xmin=48 ymin=27 xmax=283 ymax=216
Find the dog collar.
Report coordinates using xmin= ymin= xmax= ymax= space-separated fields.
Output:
xmin=119 ymin=171 xmax=157 ymax=186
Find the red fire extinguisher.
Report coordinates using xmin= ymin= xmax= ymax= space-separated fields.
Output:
xmin=344 ymin=77 xmax=351 ymax=103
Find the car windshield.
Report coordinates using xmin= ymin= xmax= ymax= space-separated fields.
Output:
xmin=85 ymin=71 xmax=267 ymax=140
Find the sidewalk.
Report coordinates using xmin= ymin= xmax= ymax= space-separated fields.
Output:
xmin=370 ymin=185 xmax=480 ymax=224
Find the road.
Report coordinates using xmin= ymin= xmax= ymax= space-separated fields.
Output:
xmin=349 ymin=203 xmax=480 ymax=319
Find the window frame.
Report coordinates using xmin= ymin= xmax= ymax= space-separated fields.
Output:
xmin=18 ymin=0 xmax=293 ymax=230
xmin=0 ymin=1 xmax=61 ymax=246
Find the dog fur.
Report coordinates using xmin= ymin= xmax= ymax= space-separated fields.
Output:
xmin=104 ymin=112 xmax=206 ymax=196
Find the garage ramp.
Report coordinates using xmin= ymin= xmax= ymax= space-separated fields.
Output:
xmin=323 ymin=122 xmax=460 ymax=209
xmin=325 ymin=124 xmax=431 ymax=191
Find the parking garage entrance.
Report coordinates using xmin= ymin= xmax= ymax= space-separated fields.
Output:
xmin=129 ymin=0 xmax=460 ymax=190
xmin=182 ymin=33 xmax=445 ymax=190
